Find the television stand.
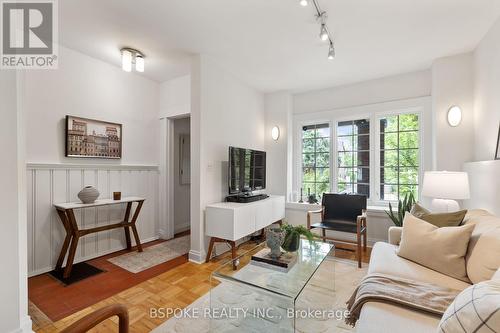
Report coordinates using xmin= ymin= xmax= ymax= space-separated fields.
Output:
xmin=226 ymin=193 xmax=269 ymax=203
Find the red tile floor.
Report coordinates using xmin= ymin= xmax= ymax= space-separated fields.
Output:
xmin=29 ymin=231 xmax=189 ymax=321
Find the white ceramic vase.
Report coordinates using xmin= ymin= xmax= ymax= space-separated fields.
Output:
xmin=78 ymin=186 xmax=100 ymax=204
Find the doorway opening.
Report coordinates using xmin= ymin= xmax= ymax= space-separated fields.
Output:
xmin=172 ymin=116 xmax=191 ymax=235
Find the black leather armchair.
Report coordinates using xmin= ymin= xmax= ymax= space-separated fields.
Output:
xmin=307 ymin=193 xmax=367 ymax=268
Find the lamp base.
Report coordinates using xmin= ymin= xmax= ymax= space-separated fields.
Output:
xmin=430 ymin=199 xmax=460 ymax=213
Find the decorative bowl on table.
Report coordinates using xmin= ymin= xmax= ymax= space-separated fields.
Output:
xmin=78 ymin=186 xmax=100 ymax=204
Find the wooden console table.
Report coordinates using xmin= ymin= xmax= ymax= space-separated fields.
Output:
xmin=54 ymin=197 xmax=145 ymax=278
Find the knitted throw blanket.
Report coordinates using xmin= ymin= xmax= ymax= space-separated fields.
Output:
xmin=346 ymin=273 xmax=462 ymax=327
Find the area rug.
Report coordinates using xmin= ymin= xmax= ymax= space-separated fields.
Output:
xmin=108 ymin=235 xmax=190 ymax=273
xmin=152 ymin=257 xmax=368 ymax=333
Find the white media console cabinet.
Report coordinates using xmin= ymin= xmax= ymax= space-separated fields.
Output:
xmin=205 ymin=195 xmax=286 ymax=266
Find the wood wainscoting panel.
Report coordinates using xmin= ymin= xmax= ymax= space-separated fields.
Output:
xmin=26 ymin=164 xmax=159 ymax=277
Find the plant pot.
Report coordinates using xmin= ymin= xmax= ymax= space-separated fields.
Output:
xmin=78 ymin=186 xmax=100 ymax=204
xmin=282 ymin=231 xmax=300 ymax=253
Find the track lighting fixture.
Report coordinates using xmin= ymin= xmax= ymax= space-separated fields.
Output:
xmin=300 ymin=0 xmax=336 ymax=59
xmin=121 ymin=48 xmax=145 ymax=73
xmin=328 ymin=43 xmax=335 ymax=59
xmin=319 ymin=24 xmax=329 ymax=41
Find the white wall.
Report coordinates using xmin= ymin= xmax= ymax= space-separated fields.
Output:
xmin=0 ymin=72 xmax=31 ymax=332
xmin=22 ymin=46 xmax=161 ymax=275
xmin=473 ymin=17 xmax=500 ymax=162
xmin=293 ymin=70 xmax=431 ymax=114
xmin=431 ymin=53 xmax=475 ymax=171
xmin=159 ymin=75 xmax=191 ymax=119
xmin=264 ymin=92 xmax=293 ymax=199
xmin=190 ymin=55 xmax=265 ymax=262
xmin=23 ymin=46 xmax=160 ymax=165
xmin=464 ymin=160 xmax=500 ymax=216
xmin=173 ymin=117 xmax=191 ymax=233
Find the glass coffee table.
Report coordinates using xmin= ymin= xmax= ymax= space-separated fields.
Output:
xmin=210 ymin=239 xmax=335 ymax=332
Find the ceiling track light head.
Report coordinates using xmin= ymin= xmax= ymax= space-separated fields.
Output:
xmin=328 ymin=43 xmax=335 ymax=59
xmin=299 ymin=0 xmax=308 ymax=6
xmin=319 ymin=24 xmax=329 ymax=41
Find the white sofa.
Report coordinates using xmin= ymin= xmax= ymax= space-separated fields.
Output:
xmin=356 ymin=209 xmax=500 ymax=333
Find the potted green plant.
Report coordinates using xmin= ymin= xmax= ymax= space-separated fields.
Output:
xmin=280 ymin=224 xmax=315 ymax=252
xmin=385 ymin=192 xmax=416 ymax=227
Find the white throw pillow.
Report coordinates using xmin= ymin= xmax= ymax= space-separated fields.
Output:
xmin=437 ymin=280 xmax=500 ymax=333
xmin=397 ymin=213 xmax=475 ymax=282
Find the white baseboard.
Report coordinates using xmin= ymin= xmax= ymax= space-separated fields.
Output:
xmin=8 ymin=315 xmax=33 ymax=333
xmin=28 ymin=236 xmax=159 ymax=277
xmin=174 ymin=222 xmax=190 ymax=234
xmin=188 ymin=250 xmax=203 ymax=264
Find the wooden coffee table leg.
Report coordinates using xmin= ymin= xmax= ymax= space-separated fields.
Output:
xmin=63 ymin=209 xmax=81 ymax=278
xmin=205 ymin=237 xmax=216 ymax=263
xmin=123 ymin=203 xmax=132 ymax=250
xmin=63 ymin=235 xmax=79 ymax=278
xmin=130 ymin=201 xmax=144 ymax=252
xmin=230 ymin=241 xmax=238 ymax=270
xmin=55 ymin=209 xmax=72 ymax=271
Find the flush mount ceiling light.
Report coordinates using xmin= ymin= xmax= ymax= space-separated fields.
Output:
xmin=121 ymin=48 xmax=145 ymax=73
xmin=300 ymin=0 xmax=335 ymax=60
xmin=271 ymin=126 xmax=280 ymax=141
xmin=447 ymin=106 xmax=462 ymax=127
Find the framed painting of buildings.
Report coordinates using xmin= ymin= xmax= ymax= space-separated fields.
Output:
xmin=65 ymin=116 xmax=122 ymax=159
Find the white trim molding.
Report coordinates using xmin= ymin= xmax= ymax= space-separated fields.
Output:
xmin=27 ymin=163 xmax=159 ymax=171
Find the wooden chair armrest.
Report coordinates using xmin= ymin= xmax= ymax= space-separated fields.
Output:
xmin=307 ymin=207 xmax=324 ymax=229
xmin=357 ymin=209 xmax=367 ymax=228
xmin=61 ymin=304 xmax=129 ymax=333
xmin=307 ymin=208 xmax=324 ymax=215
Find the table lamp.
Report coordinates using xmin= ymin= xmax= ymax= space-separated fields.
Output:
xmin=422 ymin=171 xmax=470 ymax=212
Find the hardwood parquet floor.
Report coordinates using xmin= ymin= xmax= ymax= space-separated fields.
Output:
xmin=31 ymin=240 xmax=371 ymax=333
xmin=29 ymin=232 xmax=191 ymax=322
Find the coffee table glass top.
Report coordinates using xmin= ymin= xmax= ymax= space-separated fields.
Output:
xmin=211 ymin=239 xmax=334 ymax=299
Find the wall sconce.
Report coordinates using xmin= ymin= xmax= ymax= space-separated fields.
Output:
xmin=447 ymin=106 xmax=462 ymax=127
xmin=271 ymin=126 xmax=280 ymax=141
xmin=121 ymin=48 xmax=145 ymax=73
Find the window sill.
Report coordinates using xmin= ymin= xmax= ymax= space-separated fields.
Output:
xmin=285 ymin=201 xmax=394 ymax=216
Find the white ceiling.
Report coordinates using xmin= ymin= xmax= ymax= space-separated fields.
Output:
xmin=59 ymin=0 xmax=500 ymax=93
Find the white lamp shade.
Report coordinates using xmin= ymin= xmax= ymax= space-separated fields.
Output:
xmin=121 ymin=49 xmax=132 ymax=72
xmin=135 ymin=55 xmax=144 ymax=72
xmin=422 ymin=171 xmax=470 ymax=200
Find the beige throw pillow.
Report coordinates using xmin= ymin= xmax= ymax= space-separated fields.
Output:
xmin=410 ymin=203 xmax=467 ymax=227
xmin=464 ymin=212 xmax=500 ymax=283
xmin=397 ymin=213 xmax=475 ymax=282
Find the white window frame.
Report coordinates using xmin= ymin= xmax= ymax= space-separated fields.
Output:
xmin=292 ymin=97 xmax=431 ymax=207
xmin=372 ymin=107 xmax=424 ymax=206
xmin=333 ymin=114 xmax=373 ymax=199
xmin=295 ymin=119 xmax=334 ymax=201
